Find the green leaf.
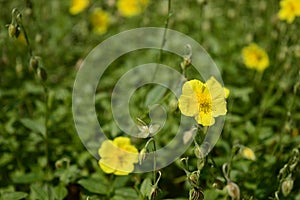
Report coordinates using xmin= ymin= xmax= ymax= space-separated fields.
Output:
xmin=30 ymin=183 xmax=49 ymax=200
xmin=53 ymin=184 xmax=68 ymax=200
xmin=114 ymin=187 xmax=138 ymax=199
xmin=113 ymin=176 xmax=129 ymax=188
xmin=145 ymin=85 xmax=167 ymax=107
xmin=20 ymin=118 xmax=46 ymax=137
xmin=12 ymin=171 xmax=44 ymax=184
xmin=140 ymin=178 xmax=152 ymax=198
xmin=0 ymin=192 xmax=28 ymax=200
xmin=78 ymin=178 xmax=109 ymax=194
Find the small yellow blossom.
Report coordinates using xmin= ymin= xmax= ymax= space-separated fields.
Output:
xmin=90 ymin=8 xmax=110 ymax=35
xmin=240 ymin=147 xmax=256 ymax=161
xmin=278 ymin=0 xmax=300 ymax=23
xmin=69 ymin=0 xmax=90 ymax=15
xmin=242 ymin=43 xmax=269 ymax=72
xmin=117 ymin=0 xmax=149 ymax=17
xmin=98 ymin=137 xmax=138 ymax=175
xmin=178 ymin=76 xmax=227 ymax=126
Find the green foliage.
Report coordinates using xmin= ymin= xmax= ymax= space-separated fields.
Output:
xmin=1 ymin=0 xmax=300 ymax=199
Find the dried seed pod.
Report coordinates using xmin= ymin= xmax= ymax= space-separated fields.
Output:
xmin=37 ymin=67 xmax=47 ymax=81
xmin=188 ymin=171 xmax=200 ymax=188
xmin=29 ymin=56 xmax=39 ymax=71
xmin=281 ymin=178 xmax=294 ymax=197
xmin=189 ymin=188 xmax=204 ymax=200
xmin=226 ymin=181 xmax=240 ymax=200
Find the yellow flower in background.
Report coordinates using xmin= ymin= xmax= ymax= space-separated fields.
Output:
xmin=178 ymin=76 xmax=227 ymax=126
xmin=98 ymin=137 xmax=138 ymax=175
xmin=90 ymin=8 xmax=110 ymax=35
xmin=117 ymin=0 xmax=149 ymax=17
xmin=242 ymin=43 xmax=269 ymax=72
xmin=69 ymin=0 xmax=90 ymax=15
xmin=240 ymin=147 xmax=256 ymax=161
xmin=278 ymin=0 xmax=300 ymax=23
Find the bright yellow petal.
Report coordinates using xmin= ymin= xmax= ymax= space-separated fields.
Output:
xmin=178 ymin=95 xmax=199 ymax=116
xmin=206 ymin=77 xmax=227 ymax=116
xmin=195 ymin=111 xmax=215 ymax=126
xmin=224 ymin=87 xmax=230 ymax=98
xmin=178 ymin=80 xmax=204 ymax=116
xmin=98 ymin=140 xmax=114 ymax=158
xmin=99 ymin=160 xmax=115 ymax=174
xmin=114 ymin=170 xmax=130 ymax=175
xmin=211 ymin=97 xmax=227 ymax=117
xmin=206 ymin=77 xmax=225 ymax=101
xmin=113 ymin=137 xmax=131 ymax=147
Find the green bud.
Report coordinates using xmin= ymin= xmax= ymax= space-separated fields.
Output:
xmin=281 ymin=178 xmax=293 ymax=197
xmin=37 ymin=67 xmax=47 ymax=81
xmin=189 ymin=188 xmax=204 ymax=200
xmin=138 ymin=148 xmax=147 ymax=165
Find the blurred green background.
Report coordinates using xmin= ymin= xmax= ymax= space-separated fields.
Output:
xmin=0 ymin=0 xmax=300 ymax=199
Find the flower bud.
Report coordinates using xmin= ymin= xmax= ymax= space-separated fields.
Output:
xmin=8 ymin=24 xmax=17 ymax=38
xmin=29 ymin=56 xmax=39 ymax=71
xmin=226 ymin=181 xmax=240 ymax=200
xmin=240 ymin=147 xmax=256 ymax=161
xmin=281 ymin=178 xmax=293 ymax=197
xmin=189 ymin=188 xmax=204 ymax=200
xmin=37 ymin=67 xmax=47 ymax=81
xmin=138 ymin=148 xmax=147 ymax=165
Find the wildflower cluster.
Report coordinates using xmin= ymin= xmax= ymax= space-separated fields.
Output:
xmin=69 ymin=0 xmax=150 ymax=35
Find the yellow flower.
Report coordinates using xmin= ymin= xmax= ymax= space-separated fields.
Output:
xmin=178 ymin=76 xmax=227 ymax=126
xmin=90 ymin=8 xmax=110 ymax=35
xmin=69 ymin=0 xmax=90 ymax=15
xmin=278 ymin=0 xmax=300 ymax=23
xmin=240 ymin=147 xmax=256 ymax=161
xmin=98 ymin=137 xmax=138 ymax=175
xmin=117 ymin=0 xmax=149 ymax=17
xmin=242 ymin=43 xmax=269 ymax=72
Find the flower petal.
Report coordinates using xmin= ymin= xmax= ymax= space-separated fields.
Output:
xmin=99 ymin=160 xmax=115 ymax=174
xmin=206 ymin=77 xmax=227 ymax=116
xmin=178 ymin=95 xmax=199 ymax=116
xmin=195 ymin=111 xmax=215 ymax=126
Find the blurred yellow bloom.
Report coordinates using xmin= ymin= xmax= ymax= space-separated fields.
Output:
xmin=69 ymin=0 xmax=90 ymax=15
xmin=90 ymin=8 xmax=110 ymax=35
xmin=178 ymin=77 xmax=227 ymax=126
xmin=278 ymin=0 xmax=300 ymax=23
xmin=241 ymin=147 xmax=256 ymax=161
xmin=98 ymin=137 xmax=138 ymax=175
xmin=117 ymin=0 xmax=149 ymax=17
xmin=242 ymin=43 xmax=269 ymax=72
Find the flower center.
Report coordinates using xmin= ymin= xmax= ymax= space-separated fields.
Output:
xmin=196 ymin=91 xmax=212 ymax=114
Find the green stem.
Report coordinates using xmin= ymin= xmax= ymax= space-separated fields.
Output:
xmin=13 ymin=8 xmax=33 ymax=56
xmin=43 ymin=85 xmax=50 ymax=178
xmin=152 ymin=0 xmax=172 ymax=81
